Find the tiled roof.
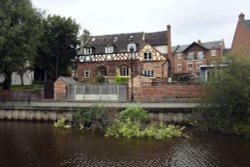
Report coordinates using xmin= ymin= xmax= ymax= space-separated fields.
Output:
xmin=172 ymin=41 xmax=222 ymax=54
xmin=241 ymin=20 xmax=250 ymax=31
xmin=78 ymin=31 xmax=168 ymax=55
xmin=59 ymin=76 xmax=76 ymax=84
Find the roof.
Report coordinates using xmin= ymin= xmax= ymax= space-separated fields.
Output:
xmin=241 ymin=20 xmax=250 ymax=31
xmin=172 ymin=40 xmax=222 ymax=54
xmin=78 ymin=31 xmax=168 ymax=55
xmin=58 ymin=76 xmax=76 ymax=84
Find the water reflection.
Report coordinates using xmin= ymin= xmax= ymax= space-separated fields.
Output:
xmin=0 ymin=121 xmax=249 ymax=167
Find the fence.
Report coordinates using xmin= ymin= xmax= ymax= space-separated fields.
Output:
xmin=67 ymin=84 xmax=128 ymax=102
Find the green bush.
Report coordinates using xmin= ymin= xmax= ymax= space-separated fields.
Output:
xmin=105 ymin=104 xmax=188 ymax=140
xmin=120 ymin=105 xmax=149 ymax=123
xmin=115 ymin=76 xmax=130 ymax=84
xmin=73 ymin=104 xmax=114 ymax=131
xmin=95 ymin=75 xmax=105 ymax=83
xmin=54 ymin=118 xmax=71 ymax=129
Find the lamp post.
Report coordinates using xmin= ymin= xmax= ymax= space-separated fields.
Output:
xmin=129 ymin=47 xmax=134 ymax=102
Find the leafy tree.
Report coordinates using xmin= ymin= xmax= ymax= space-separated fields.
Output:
xmin=0 ymin=0 xmax=41 ymax=89
xmin=200 ymin=52 xmax=250 ymax=136
xmin=79 ymin=28 xmax=90 ymax=45
xmin=36 ymin=15 xmax=80 ymax=81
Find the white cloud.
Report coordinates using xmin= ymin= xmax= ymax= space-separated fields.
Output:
xmin=32 ymin=0 xmax=250 ymax=47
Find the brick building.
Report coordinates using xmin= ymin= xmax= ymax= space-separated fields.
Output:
xmin=76 ymin=26 xmax=172 ymax=82
xmin=171 ymin=40 xmax=225 ymax=80
xmin=232 ymin=13 xmax=250 ymax=52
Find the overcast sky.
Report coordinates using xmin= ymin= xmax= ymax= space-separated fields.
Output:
xmin=31 ymin=0 xmax=250 ymax=48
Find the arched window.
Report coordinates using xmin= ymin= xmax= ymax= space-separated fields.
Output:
xmin=127 ymin=42 xmax=137 ymax=52
xmin=98 ymin=66 xmax=107 ymax=76
xmin=120 ymin=66 xmax=129 ymax=76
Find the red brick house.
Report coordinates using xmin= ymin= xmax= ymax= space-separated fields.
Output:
xmin=171 ymin=40 xmax=225 ymax=80
xmin=76 ymin=25 xmax=172 ymax=82
xmin=232 ymin=13 xmax=250 ymax=53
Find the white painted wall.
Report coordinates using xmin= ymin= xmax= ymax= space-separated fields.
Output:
xmin=0 ymin=71 xmax=34 ymax=85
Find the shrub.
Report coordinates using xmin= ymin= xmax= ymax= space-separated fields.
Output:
xmin=73 ymin=104 xmax=115 ymax=131
xmin=115 ymin=76 xmax=130 ymax=84
xmin=119 ymin=105 xmax=149 ymax=123
xmin=54 ymin=118 xmax=71 ymax=129
xmin=105 ymin=104 xmax=189 ymax=140
xmin=95 ymin=75 xmax=105 ymax=83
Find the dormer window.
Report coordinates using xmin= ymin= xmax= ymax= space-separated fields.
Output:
xmin=144 ymin=52 xmax=152 ymax=60
xmin=105 ymin=44 xmax=114 ymax=53
xmin=84 ymin=47 xmax=92 ymax=55
xmin=127 ymin=42 xmax=137 ymax=52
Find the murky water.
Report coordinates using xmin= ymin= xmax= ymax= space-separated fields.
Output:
xmin=0 ymin=121 xmax=249 ymax=167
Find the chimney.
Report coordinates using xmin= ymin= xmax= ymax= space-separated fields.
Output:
xmin=197 ymin=39 xmax=201 ymax=44
xmin=167 ymin=25 xmax=172 ymax=55
xmin=239 ymin=13 xmax=245 ymax=21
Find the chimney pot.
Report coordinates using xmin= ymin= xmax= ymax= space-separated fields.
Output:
xmin=239 ymin=13 xmax=245 ymax=21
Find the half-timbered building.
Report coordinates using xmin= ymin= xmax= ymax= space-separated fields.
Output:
xmin=76 ymin=25 xmax=172 ymax=82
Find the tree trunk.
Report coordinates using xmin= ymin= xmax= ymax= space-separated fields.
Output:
xmin=20 ymin=73 xmax=24 ymax=86
xmin=3 ymin=72 xmax=12 ymax=89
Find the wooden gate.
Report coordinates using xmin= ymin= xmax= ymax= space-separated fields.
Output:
xmin=44 ymin=81 xmax=54 ymax=99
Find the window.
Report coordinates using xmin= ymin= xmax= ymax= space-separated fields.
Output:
xmin=105 ymin=46 xmax=114 ymax=53
xmin=177 ymin=64 xmax=182 ymax=70
xmin=84 ymin=68 xmax=90 ymax=78
xmin=187 ymin=52 xmax=194 ymax=60
xmin=143 ymin=52 xmax=152 ymax=60
xmin=196 ymin=62 xmax=202 ymax=69
xmin=177 ymin=54 xmax=182 ymax=59
xmin=98 ymin=66 xmax=107 ymax=76
xmin=211 ymin=61 xmax=217 ymax=66
xmin=187 ymin=63 xmax=193 ymax=69
xmin=127 ymin=42 xmax=137 ymax=52
xmin=84 ymin=48 xmax=92 ymax=55
xmin=197 ymin=51 xmax=204 ymax=60
xmin=211 ymin=50 xmax=217 ymax=56
xmin=142 ymin=69 xmax=154 ymax=77
xmin=120 ymin=66 xmax=129 ymax=76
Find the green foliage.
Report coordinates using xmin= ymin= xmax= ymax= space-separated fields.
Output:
xmin=73 ymin=104 xmax=114 ymax=131
xmin=105 ymin=104 xmax=188 ymax=140
xmin=35 ymin=14 xmax=80 ymax=81
xmin=115 ymin=76 xmax=130 ymax=84
xmin=95 ymin=75 xmax=105 ymax=84
xmin=120 ymin=105 xmax=149 ymax=123
xmin=200 ymin=53 xmax=250 ymax=136
xmin=0 ymin=0 xmax=42 ymax=89
xmin=54 ymin=118 xmax=71 ymax=129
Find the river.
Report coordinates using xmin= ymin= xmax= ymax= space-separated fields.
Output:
xmin=0 ymin=121 xmax=249 ymax=167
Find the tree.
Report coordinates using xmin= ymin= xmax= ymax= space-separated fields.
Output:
xmin=79 ymin=28 xmax=90 ymax=45
xmin=0 ymin=0 xmax=41 ymax=89
xmin=36 ymin=15 xmax=80 ymax=81
xmin=200 ymin=52 xmax=250 ymax=136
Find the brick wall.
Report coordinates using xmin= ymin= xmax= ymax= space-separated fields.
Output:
xmin=0 ymin=89 xmax=43 ymax=101
xmin=232 ymin=21 xmax=250 ymax=52
xmin=130 ymin=76 xmax=204 ymax=102
xmin=54 ymin=79 xmax=67 ymax=100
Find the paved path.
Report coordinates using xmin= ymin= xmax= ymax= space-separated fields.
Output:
xmin=25 ymin=101 xmax=200 ymax=109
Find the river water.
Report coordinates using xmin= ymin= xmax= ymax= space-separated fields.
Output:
xmin=0 ymin=121 xmax=249 ymax=167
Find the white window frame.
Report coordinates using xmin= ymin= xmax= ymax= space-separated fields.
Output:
xmin=127 ymin=42 xmax=136 ymax=52
xmin=177 ymin=64 xmax=182 ymax=70
xmin=84 ymin=69 xmax=90 ymax=78
xmin=197 ymin=51 xmax=204 ymax=60
xmin=84 ymin=48 xmax=92 ymax=55
xmin=211 ymin=50 xmax=217 ymax=56
xmin=187 ymin=63 xmax=193 ymax=69
xmin=105 ymin=46 xmax=114 ymax=53
xmin=143 ymin=52 xmax=152 ymax=60
xmin=142 ymin=69 xmax=154 ymax=77
xmin=177 ymin=54 xmax=182 ymax=59
xmin=120 ymin=66 xmax=129 ymax=76
xmin=187 ymin=52 xmax=194 ymax=60
xmin=196 ymin=62 xmax=202 ymax=69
